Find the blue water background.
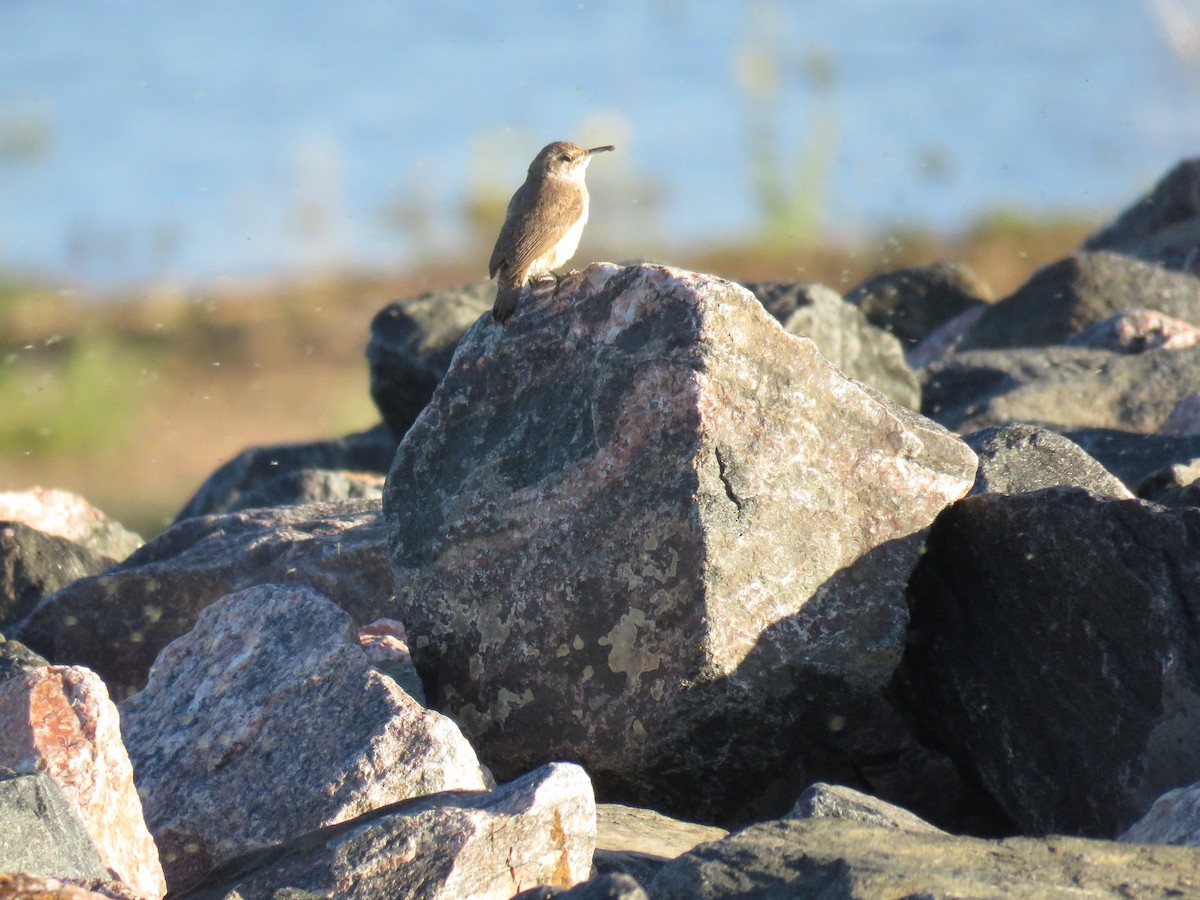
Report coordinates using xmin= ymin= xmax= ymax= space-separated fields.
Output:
xmin=1 ymin=0 xmax=1199 ymax=288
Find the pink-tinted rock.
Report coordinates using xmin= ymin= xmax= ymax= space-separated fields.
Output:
xmin=385 ymin=263 xmax=978 ymax=823
xmin=0 ymin=488 xmax=142 ymax=561
xmin=174 ymin=762 xmax=595 ymax=900
xmin=0 ymin=667 xmax=165 ymax=899
xmin=906 ymin=304 xmax=986 ymax=368
xmin=119 ymin=584 xmax=489 ymax=889
xmin=0 ymin=872 xmax=136 ymax=899
xmin=1066 ymin=309 xmax=1200 ymax=353
xmin=358 ymin=618 xmax=412 ymax=665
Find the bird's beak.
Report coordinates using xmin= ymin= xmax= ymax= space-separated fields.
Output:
xmin=586 ymin=145 xmax=616 ymax=155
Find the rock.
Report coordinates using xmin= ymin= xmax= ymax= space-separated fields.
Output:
xmin=0 ymin=634 xmax=48 ymax=684
xmin=647 ymin=817 xmax=1200 ymax=898
xmin=921 ymin=344 xmax=1200 ymax=434
xmin=173 ymin=425 xmax=395 ymax=522
xmin=385 ymin=262 xmax=977 ymax=824
xmin=0 ymin=488 xmax=142 ymax=561
xmin=592 ymin=804 xmax=728 ymax=884
xmin=1160 ymin=391 xmax=1200 ymax=437
xmin=1064 ymin=428 xmax=1200 ymax=492
xmin=1066 ymin=309 xmax=1200 ymax=352
xmin=0 ymin=873 xmax=137 ymax=899
xmin=1138 ymin=460 xmax=1200 ymax=509
xmin=0 ymin=522 xmax=115 ymax=630
xmin=958 ymin=251 xmax=1200 ymax=350
xmin=741 ymin=280 xmax=920 ymax=408
xmin=785 ymin=782 xmax=944 ymax=833
xmin=964 ymin=423 xmax=1133 ymax=499
xmin=1084 ymin=157 xmax=1200 ymax=275
xmin=1122 ymin=782 xmax=1200 ymax=846
xmin=358 ymin=618 xmax=426 ymax=704
xmin=514 ymin=873 xmax=649 ymax=900
xmin=905 ymin=304 xmax=986 ymax=368
xmin=367 ymin=282 xmax=493 ymax=440
xmin=0 ymin=770 xmax=108 ymax=882
xmin=893 ymin=487 xmax=1200 ymax=837
xmin=844 ymin=261 xmax=993 ymax=348
xmin=171 ymin=763 xmax=595 ymax=900
xmin=0 ymin=666 xmax=166 ymax=899
xmin=15 ymin=499 xmax=391 ymax=697
xmin=119 ymin=584 xmax=489 ymax=889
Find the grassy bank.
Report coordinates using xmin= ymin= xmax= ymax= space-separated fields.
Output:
xmin=0 ymin=217 xmax=1095 ymax=537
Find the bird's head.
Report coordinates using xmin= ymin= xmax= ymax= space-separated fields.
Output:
xmin=530 ymin=141 xmax=616 ymax=180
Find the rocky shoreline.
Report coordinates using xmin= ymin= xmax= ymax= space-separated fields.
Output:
xmin=5 ymin=159 xmax=1200 ymax=898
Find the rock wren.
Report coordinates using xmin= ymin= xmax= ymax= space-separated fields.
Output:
xmin=488 ymin=141 xmax=615 ymax=323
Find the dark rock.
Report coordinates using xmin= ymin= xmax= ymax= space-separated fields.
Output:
xmin=1084 ymin=157 xmax=1200 ymax=275
xmin=592 ymin=804 xmax=727 ymax=884
xmin=0 ymin=770 xmax=108 ymax=882
xmin=120 ymin=584 xmax=489 ymax=889
xmin=0 ymin=522 xmax=114 ymax=630
xmin=0 ymin=634 xmax=48 ymax=684
xmin=0 ymin=488 xmax=142 ymax=561
xmin=742 ymin=280 xmax=920 ymax=408
xmin=1138 ymin=460 xmax=1200 ymax=509
xmin=958 ymin=251 xmax=1200 ymax=350
xmin=844 ymin=261 xmax=993 ymax=348
xmin=964 ymin=423 xmax=1132 ymax=499
xmin=906 ymin=304 xmax=987 ymax=368
xmin=647 ymin=817 xmax=1200 ymax=898
xmin=1063 ymin=428 xmax=1200 ymax=492
xmin=366 ymin=282 xmax=493 ymax=440
xmin=173 ymin=425 xmax=395 ymax=523
xmin=171 ymin=763 xmax=595 ymax=900
xmin=385 ymin=263 xmax=977 ymax=825
xmin=921 ymin=344 xmax=1200 ymax=434
xmin=515 ymin=873 xmax=648 ymax=900
xmin=893 ymin=487 xmax=1200 ymax=836
xmin=15 ymin=499 xmax=391 ymax=697
xmin=785 ymin=782 xmax=943 ymax=833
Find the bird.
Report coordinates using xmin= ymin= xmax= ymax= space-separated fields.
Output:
xmin=488 ymin=141 xmax=615 ymax=324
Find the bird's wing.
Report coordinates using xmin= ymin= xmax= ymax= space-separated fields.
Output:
xmin=489 ymin=180 xmax=584 ymax=278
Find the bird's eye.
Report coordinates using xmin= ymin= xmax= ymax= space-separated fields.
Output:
xmin=559 ymin=153 xmax=570 ymax=162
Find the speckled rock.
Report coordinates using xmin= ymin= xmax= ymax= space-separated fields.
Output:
xmin=0 ymin=770 xmax=109 ymax=882
xmin=367 ymin=281 xmax=493 ymax=440
xmin=0 ymin=522 xmax=114 ymax=630
xmin=647 ymin=817 xmax=1200 ymax=899
xmin=0 ymin=873 xmax=136 ymax=899
xmin=0 ymin=488 xmax=142 ymax=561
xmin=785 ymin=782 xmax=943 ymax=833
xmin=173 ymin=425 xmax=395 ymax=522
xmin=959 ymin=251 xmax=1200 ymax=350
xmin=0 ymin=666 xmax=166 ymax=899
xmin=591 ymin=804 xmax=728 ymax=884
xmin=119 ymin=583 xmax=489 ymax=889
xmin=385 ymin=262 xmax=977 ymax=824
xmin=14 ymin=499 xmax=391 ymax=697
xmin=172 ymin=762 xmax=595 ymax=900
xmin=964 ymin=423 xmax=1132 ymax=499
xmin=893 ymin=488 xmax=1200 ymax=837
xmin=1122 ymin=781 xmax=1200 ymax=847
xmin=0 ymin=634 xmax=49 ymax=684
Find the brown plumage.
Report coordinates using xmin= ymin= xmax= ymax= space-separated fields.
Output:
xmin=488 ymin=141 xmax=615 ymax=324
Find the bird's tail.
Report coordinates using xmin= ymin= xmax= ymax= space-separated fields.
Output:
xmin=492 ymin=271 xmax=523 ymax=324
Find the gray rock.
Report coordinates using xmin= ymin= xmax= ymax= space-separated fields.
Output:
xmin=15 ymin=499 xmax=391 ymax=697
xmin=0 ymin=522 xmax=115 ymax=630
xmin=170 ymin=763 xmax=596 ymax=900
xmin=845 ymin=260 xmax=993 ymax=348
xmin=742 ymin=280 xmax=920 ymax=409
xmin=893 ymin=487 xmax=1200 ymax=836
xmin=1138 ymin=460 xmax=1200 ymax=509
xmin=1064 ymin=428 xmax=1200 ymax=492
xmin=367 ymin=282 xmax=493 ymax=440
xmin=0 ymin=488 xmax=142 ymax=561
xmin=959 ymin=251 xmax=1200 ymax=350
xmin=1085 ymin=157 xmax=1200 ymax=275
xmin=964 ymin=423 xmax=1132 ymax=499
xmin=921 ymin=344 xmax=1200 ymax=434
xmin=1122 ymin=781 xmax=1200 ymax=846
xmin=385 ymin=262 xmax=977 ymax=824
xmin=120 ymin=584 xmax=490 ymax=889
xmin=173 ymin=425 xmax=395 ymax=522
xmin=0 ymin=633 xmax=48 ymax=684
xmin=785 ymin=782 xmax=943 ymax=833
xmin=514 ymin=873 xmax=648 ymax=900
xmin=647 ymin=817 xmax=1200 ymax=898
xmin=0 ymin=770 xmax=108 ymax=882
xmin=592 ymin=804 xmax=727 ymax=884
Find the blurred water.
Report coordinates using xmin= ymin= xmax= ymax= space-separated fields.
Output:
xmin=1 ymin=0 xmax=1198 ymax=288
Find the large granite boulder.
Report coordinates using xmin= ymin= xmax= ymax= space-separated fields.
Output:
xmin=958 ymin=251 xmax=1200 ymax=350
xmin=893 ymin=487 xmax=1200 ymax=837
xmin=367 ymin=281 xmax=492 ymax=440
xmin=120 ymin=584 xmax=489 ymax=888
xmin=15 ymin=499 xmax=391 ymax=697
xmin=385 ymin=262 xmax=977 ymax=824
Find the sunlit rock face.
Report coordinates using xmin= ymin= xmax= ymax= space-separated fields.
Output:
xmin=385 ymin=263 xmax=977 ymax=823
xmin=119 ymin=583 xmax=490 ymax=890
